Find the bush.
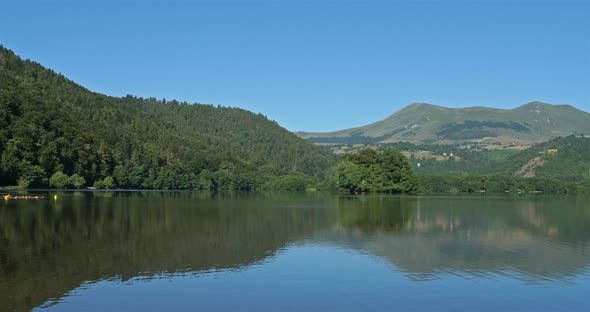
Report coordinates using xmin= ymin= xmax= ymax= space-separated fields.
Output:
xmin=69 ymin=174 xmax=86 ymax=189
xmin=93 ymin=180 xmax=105 ymax=189
xmin=49 ymin=171 xmax=69 ymax=189
xmin=103 ymin=176 xmax=115 ymax=189
xmin=268 ymin=174 xmax=314 ymax=191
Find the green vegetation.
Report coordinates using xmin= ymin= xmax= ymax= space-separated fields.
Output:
xmin=0 ymin=45 xmax=335 ymax=190
xmin=325 ymin=136 xmax=590 ymax=194
xmin=307 ymin=129 xmax=403 ymax=144
xmin=336 ymin=148 xmax=417 ymax=193
xmin=321 ymin=141 xmax=519 ymax=174
xmin=48 ymin=171 xmax=86 ymax=189
xmin=384 ymin=141 xmax=518 ymax=174
xmin=486 ymin=135 xmax=590 ymax=182
xmin=413 ymin=135 xmax=590 ymax=194
xmin=436 ymin=120 xmax=529 ymax=140
xmin=417 ymin=174 xmax=583 ymax=194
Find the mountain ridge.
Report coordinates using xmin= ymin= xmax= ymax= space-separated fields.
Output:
xmin=297 ymin=102 xmax=590 ymax=145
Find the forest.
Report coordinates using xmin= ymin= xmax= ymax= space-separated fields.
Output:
xmin=436 ymin=120 xmax=530 ymax=140
xmin=0 ymin=45 xmax=334 ymax=190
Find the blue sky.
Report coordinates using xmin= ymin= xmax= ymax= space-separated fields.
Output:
xmin=2 ymin=0 xmax=589 ymax=131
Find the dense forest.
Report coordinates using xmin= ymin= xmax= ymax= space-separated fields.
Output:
xmin=0 ymin=45 xmax=335 ymax=190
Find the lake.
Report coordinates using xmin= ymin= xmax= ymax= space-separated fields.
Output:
xmin=0 ymin=192 xmax=589 ymax=311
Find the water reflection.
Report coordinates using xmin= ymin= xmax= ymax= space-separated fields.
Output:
xmin=0 ymin=192 xmax=334 ymax=311
xmin=330 ymin=196 xmax=590 ymax=282
xmin=0 ymin=192 xmax=588 ymax=311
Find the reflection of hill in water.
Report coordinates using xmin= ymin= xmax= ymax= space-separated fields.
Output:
xmin=0 ymin=193 xmax=589 ymax=310
xmin=324 ymin=196 xmax=590 ymax=282
xmin=0 ymin=192 xmax=334 ymax=311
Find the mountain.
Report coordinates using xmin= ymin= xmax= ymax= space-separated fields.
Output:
xmin=297 ymin=102 xmax=590 ymax=145
xmin=0 ymin=45 xmax=334 ymax=189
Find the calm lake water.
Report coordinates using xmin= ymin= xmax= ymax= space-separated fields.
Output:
xmin=0 ymin=192 xmax=589 ymax=311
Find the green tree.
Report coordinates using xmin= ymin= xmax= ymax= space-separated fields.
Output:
xmin=197 ymin=169 xmax=214 ymax=190
xmin=269 ymin=174 xmax=314 ymax=191
xmin=112 ymin=165 xmax=128 ymax=188
xmin=93 ymin=180 xmax=105 ymax=189
xmin=18 ymin=165 xmax=47 ymax=188
xmin=103 ymin=176 xmax=115 ymax=189
xmin=49 ymin=171 xmax=69 ymax=189
xmin=68 ymin=174 xmax=86 ymax=189
xmin=336 ymin=160 xmax=364 ymax=193
xmin=337 ymin=148 xmax=417 ymax=193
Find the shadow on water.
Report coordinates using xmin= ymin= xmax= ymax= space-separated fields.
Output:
xmin=0 ymin=192 xmax=588 ymax=310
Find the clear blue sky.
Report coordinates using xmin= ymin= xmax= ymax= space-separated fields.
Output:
xmin=2 ymin=0 xmax=589 ymax=131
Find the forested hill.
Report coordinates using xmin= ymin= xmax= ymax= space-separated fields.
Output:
xmin=370 ymin=136 xmax=589 ymax=182
xmin=486 ymin=136 xmax=590 ymax=182
xmin=0 ymin=45 xmax=334 ymax=189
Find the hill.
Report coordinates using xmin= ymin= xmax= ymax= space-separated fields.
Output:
xmin=0 ymin=45 xmax=334 ymax=189
xmin=364 ymin=136 xmax=590 ymax=182
xmin=486 ymin=135 xmax=590 ymax=182
xmin=387 ymin=136 xmax=590 ymax=193
xmin=297 ymin=102 xmax=590 ymax=145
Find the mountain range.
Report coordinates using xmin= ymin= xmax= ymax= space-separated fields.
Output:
xmin=297 ymin=102 xmax=590 ymax=145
